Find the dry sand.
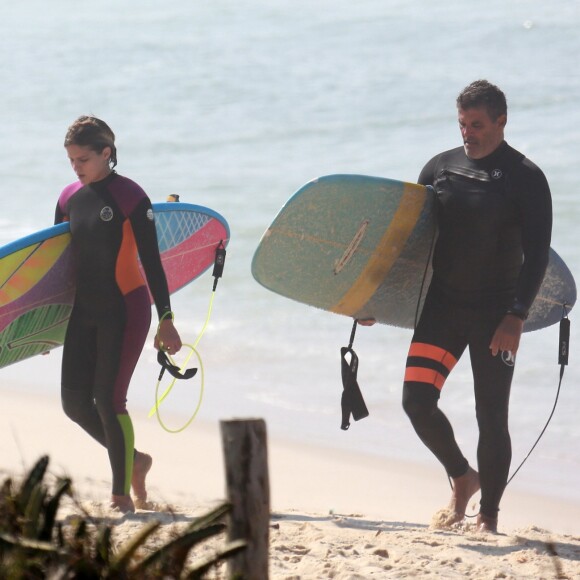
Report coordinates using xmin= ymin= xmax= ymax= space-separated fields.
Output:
xmin=2 ymin=387 xmax=579 ymax=579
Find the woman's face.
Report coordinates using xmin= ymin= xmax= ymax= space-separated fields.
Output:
xmin=66 ymin=144 xmax=112 ymax=185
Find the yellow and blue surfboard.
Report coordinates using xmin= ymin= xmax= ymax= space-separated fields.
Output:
xmin=251 ymin=174 xmax=576 ymax=332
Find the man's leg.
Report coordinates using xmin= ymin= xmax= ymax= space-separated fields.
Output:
xmin=469 ymin=321 xmax=514 ymax=532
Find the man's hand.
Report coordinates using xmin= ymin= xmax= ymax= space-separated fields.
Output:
xmin=490 ymin=314 xmax=524 ymax=356
xmin=357 ymin=318 xmax=376 ymax=327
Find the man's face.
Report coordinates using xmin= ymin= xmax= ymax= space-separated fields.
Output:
xmin=458 ymin=106 xmax=506 ymax=160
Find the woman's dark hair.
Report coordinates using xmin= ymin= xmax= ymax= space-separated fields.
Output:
xmin=64 ymin=116 xmax=118 ymax=168
xmin=456 ymin=80 xmax=507 ymax=121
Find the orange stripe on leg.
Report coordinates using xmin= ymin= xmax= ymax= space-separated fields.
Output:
xmin=408 ymin=342 xmax=458 ymax=372
xmin=404 ymin=367 xmax=446 ymax=391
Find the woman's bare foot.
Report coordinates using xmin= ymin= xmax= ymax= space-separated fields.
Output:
xmin=447 ymin=466 xmax=480 ymax=525
xmin=132 ymin=451 xmax=153 ymax=508
xmin=110 ymin=494 xmax=135 ymax=513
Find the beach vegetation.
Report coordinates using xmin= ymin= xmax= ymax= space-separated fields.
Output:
xmin=0 ymin=455 xmax=245 ymax=578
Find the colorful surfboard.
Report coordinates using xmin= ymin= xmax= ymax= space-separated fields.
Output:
xmin=252 ymin=174 xmax=576 ymax=332
xmin=0 ymin=202 xmax=230 ymax=368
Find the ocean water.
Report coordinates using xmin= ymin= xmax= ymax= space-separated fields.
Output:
xmin=1 ymin=0 xmax=579 ymax=503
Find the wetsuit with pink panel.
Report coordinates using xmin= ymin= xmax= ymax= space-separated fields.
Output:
xmin=55 ymin=171 xmax=171 ymax=497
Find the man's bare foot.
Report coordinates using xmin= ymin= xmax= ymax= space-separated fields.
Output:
xmin=111 ymin=494 xmax=135 ymax=513
xmin=476 ymin=513 xmax=498 ymax=534
xmin=132 ymin=451 xmax=153 ymax=507
xmin=447 ymin=466 xmax=480 ymax=525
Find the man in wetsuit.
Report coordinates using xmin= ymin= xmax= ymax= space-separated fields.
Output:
xmin=55 ymin=116 xmax=182 ymax=513
xmin=402 ymin=80 xmax=552 ymax=532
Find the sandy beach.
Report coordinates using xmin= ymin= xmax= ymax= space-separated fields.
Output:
xmin=2 ymin=386 xmax=579 ymax=579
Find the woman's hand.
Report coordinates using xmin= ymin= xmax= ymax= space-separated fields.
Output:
xmin=155 ymin=319 xmax=182 ymax=354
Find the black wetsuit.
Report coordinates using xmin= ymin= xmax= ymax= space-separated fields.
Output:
xmin=402 ymin=141 xmax=552 ymax=518
xmin=55 ymin=172 xmax=171 ymax=496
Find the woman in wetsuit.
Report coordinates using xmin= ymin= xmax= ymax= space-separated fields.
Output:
xmin=55 ymin=116 xmax=182 ymax=513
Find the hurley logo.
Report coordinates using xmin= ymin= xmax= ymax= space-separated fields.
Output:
xmin=501 ymin=350 xmax=516 ymax=367
xmin=491 ymin=169 xmax=503 ymax=180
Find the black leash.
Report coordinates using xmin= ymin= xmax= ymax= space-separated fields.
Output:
xmin=506 ymin=306 xmax=570 ymax=485
xmin=157 ymin=350 xmax=197 ymax=381
xmin=450 ymin=306 xmax=572 ymax=504
xmin=340 ymin=319 xmax=369 ymax=430
xmin=414 ymin=185 xmax=437 ymax=329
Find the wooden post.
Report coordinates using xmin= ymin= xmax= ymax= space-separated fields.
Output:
xmin=220 ymin=418 xmax=270 ymax=580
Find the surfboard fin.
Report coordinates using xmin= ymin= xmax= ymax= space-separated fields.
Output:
xmin=340 ymin=320 xmax=369 ymax=430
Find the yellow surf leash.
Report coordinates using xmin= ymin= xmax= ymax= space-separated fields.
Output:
xmin=149 ymin=240 xmax=226 ymax=432
xmin=149 ymin=321 xmax=207 ymax=434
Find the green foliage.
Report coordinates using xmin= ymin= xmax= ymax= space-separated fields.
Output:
xmin=0 ymin=456 xmax=246 ymax=579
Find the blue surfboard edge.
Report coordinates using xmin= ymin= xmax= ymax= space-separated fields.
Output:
xmin=153 ymin=202 xmax=231 ymax=242
xmin=0 ymin=222 xmax=71 ymax=260
xmin=0 ymin=202 xmax=231 ymax=261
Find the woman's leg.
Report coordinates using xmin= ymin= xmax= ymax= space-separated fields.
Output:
xmin=92 ymin=287 xmax=151 ymax=502
xmin=61 ymin=309 xmax=107 ymax=445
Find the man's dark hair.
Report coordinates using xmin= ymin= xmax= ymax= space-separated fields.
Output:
xmin=456 ymin=80 xmax=507 ymax=121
